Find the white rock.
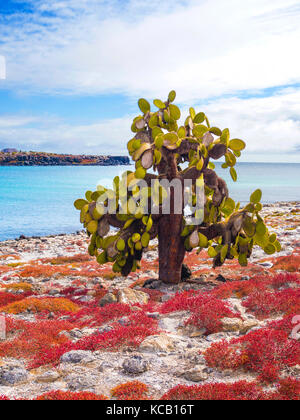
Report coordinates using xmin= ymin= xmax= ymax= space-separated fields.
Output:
xmin=117 ymin=288 xmax=149 ymax=305
xmin=139 ymin=334 xmax=175 ymax=352
xmin=221 ymin=317 xmax=244 ymax=332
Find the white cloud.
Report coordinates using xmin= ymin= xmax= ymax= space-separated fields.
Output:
xmin=0 ymin=114 xmax=131 ymax=155
xmin=1 ymin=88 xmax=300 ymax=161
xmin=0 ymin=0 xmax=300 ymax=99
xmin=0 ymin=115 xmax=39 ymax=128
xmin=202 ymin=88 xmax=300 ymax=160
xmin=0 ymin=55 xmax=5 ymax=79
xmin=0 ymin=0 xmax=300 ymax=161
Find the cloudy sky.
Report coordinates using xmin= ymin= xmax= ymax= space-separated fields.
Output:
xmin=0 ymin=0 xmax=300 ymax=162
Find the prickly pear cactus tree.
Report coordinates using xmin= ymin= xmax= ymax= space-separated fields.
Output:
xmin=74 ymin=91 xmax=281 ymax=284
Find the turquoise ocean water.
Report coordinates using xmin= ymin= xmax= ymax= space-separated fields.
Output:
xmin=0 ymin=163 xmax=299 ymax=241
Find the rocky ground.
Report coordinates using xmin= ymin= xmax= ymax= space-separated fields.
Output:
xmin=0 ymin=201 xmax=299 ymax=400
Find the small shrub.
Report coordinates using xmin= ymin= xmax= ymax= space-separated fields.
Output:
xmin=272 ymin=254 xmax=300 ymax=272
xmin=111 ymin=381 xmax=149 ymax=400
xmin=35 ymin=391 xmax=108 ymax=400
xmin=275 ymin=378 xmax=300 ymax=400
xmin=0 ymin=291 xmax=34 ymax=308
xmin=68 ymin=303 xmax=132 ymax=328
xmin=161 ymin=381 xmax=266 ymax=400
xmin=0 ymin=317 xmax=75 ymax=360
xmin=243 ymin=288 xmax=300 ymax=319
xmin=30 ymin=312 xmax=158 ymax=368
xmin=2 ymin=282 xmax=33 ymax=292
xmin=41 ymin=254 xmax=91 ymax=265
xmin=161 ymin=291 xmax=241 ymax=334
xmin=1 ymin=297 xmax=80 ymax=314
xmin=204 ymin=327 xmax=300 ymax=382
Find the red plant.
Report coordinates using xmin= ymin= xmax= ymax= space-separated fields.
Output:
xmin=161 ymin=379 xmax=300 ymax=400
xmin=161 ymin=291 xmax=241 ymax=334
xmin=1 ymin=297 xmax=80 ymax=314
xmin=40 ymin=254 xmax=91 ymax=265
xmin=35 ymin=391 xmax=108 ymax=400
xmin=213 ymin=278 xmax=264 ymax=299
xmin=161 ymin=381 xmax=266 ymax=400
xmin=272 ymin=254 xmax=300 ymax=272
xmin=143 ymin=289 xmax=164 ymax=303
xmin=213 ymin=273 xmax=299 ymax=300
xmin=67 ymin=303 xmax=132 ymax=328
xmin=268 ymin=314 xmax=299 ymax=335
xmin=275 ymin=378 xmax=300 ymax=400
xmin=0 ymin=291 xmax=34 ymax=308
xmin=204 ymin=327 xmax=300 ymax=382
xmin=160 ymin=290 xmax=197 ymax=313
xmin=111 ymin=381 xmax=149 ymax=400
xmin=243 ymin=288 xmax=300 ymax=319
xmin=0 ymin=317 xmax=75 ymax=360
xmin=29 ymin=312 xmax=158 ymax=369
xmin=270 ymin=273 xmax=300 ymax=289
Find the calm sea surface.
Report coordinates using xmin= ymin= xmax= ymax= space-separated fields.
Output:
xmin=0 ymin=163 xmax=299 ymax=241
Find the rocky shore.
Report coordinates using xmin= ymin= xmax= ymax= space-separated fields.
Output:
xmin=0 ymin=201 xmax=299 ymax=400
xmin=0 ymin=151 xmax=130 ymax=166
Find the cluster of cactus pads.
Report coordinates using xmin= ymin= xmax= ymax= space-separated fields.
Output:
xmin=74 ymin=91 xmax=281 ymax=284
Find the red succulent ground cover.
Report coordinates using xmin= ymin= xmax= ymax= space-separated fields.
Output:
xmin=0 ymin=244 xmax=299 ymax=400
xmin=111 ymin=381 xmax=149 ymax=400
xmin=204 ymin=325 xmax=300 ymax=382
xmin=35 ymin=391 xmax=108 ymax=400
xmin=0 ymin=291 xmax=35 ymax=307
xmin=29 ymin=311 xmax=159 ymax=369
xmin=161 ymin=379 xmax=300 ymax=400
xmin=161 ymin=291 xmax=241 ymax=334
xmin=243 ymin=288 xmax=300 ymax=318
xmin=0 ymin=317 xmax=75 ymax=360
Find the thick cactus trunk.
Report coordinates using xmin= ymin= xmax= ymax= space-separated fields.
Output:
xmin=158 ymin=214 xmax=185 ymax=284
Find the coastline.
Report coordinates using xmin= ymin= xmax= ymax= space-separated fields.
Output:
xmin=0 ymin=152 xmax=130 ymax=167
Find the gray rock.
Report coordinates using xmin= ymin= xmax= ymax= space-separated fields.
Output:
xmin=97 ymin=325 xmax=113 ymax=334
xmin=183 ymin=367 xmax=209 ymax=382
xmin=143 ymin=279 xmax=162 ymax=290
xmin=60 ymin=350 xmax=95 ymax=364
xmin=258 ymin=262 xmax=273 ymax=269
xmin=99 ymin=292 xmax=117 ymax=307
xmin=160 ymin=294 xmax=172 ymax=303
xmin=146 ymin=312 xmax=160 ymax=319
xmin=98 ymin=361 xmax=114 ymax=372
xmin=36 ymin=371 xmax=61 ymax=383
xmin=0 ymin=365 xmax=28 ymax=386
xmin=66 ymin=374 xmax=97 ymax=391
xmin=122 ymin=356 xmax=149 ymax=375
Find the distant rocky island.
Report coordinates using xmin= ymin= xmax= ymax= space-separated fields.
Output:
xmin=0 ymin=149 xmax=130 ymax=166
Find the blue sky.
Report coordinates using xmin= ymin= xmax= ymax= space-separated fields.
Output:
xmin=0 ymin=0 xmax=300 ymax=161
